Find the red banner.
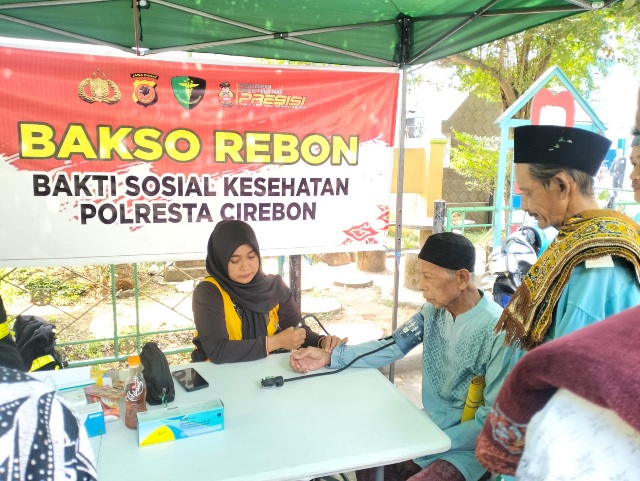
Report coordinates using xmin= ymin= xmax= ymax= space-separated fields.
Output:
xmin=0 ymin=45 xmax=399 ymax=266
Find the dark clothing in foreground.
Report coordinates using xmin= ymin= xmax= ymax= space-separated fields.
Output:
xmin=0 ymin=295 xmax=28 ymax=371
xmin=0 ymin=366 xmax=98 ymax=481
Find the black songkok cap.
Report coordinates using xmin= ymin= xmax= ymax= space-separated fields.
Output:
xmin=514 ymin=125 xmax=612 ymax=177
xmin=418 ymin=232 xmax=475 ymax=272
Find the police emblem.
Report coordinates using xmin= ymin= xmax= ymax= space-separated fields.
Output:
xmin=131 ymin=73 xmax=159 ymax=107
xmin=78 ymin=69 xmax=121 ymax=104
xmin=218 ymin=81 xmax=234 ymax=107
xmin=171 ymin=76 xmax=206 ymax=110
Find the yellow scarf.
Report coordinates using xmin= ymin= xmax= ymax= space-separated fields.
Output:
xmin=496 ymin=210 xmax=640 ymax=350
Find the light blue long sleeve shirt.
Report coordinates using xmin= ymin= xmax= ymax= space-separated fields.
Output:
xmin=509 ymin=257 xmax=640 ymax=368
xmin=329 ymin=291 xmax=511 ymax=481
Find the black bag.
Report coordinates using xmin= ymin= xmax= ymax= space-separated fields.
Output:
xmin=140 ymin=342 xmax=175 ymax=405
xmin=13 ymin=315 xmax=66 ymax=372
xmin=0 ymin=296 xmax=28 ymax=372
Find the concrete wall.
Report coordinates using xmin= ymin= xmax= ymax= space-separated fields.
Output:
xmin=389 ymin=141 xmax=492 ymax=224
xmin=442 ymin=168 xmax=491 ymax=225
xmin=390 ymin=139 xmax=445 ymax=220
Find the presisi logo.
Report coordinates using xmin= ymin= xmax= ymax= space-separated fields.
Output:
xmin=236 ymin=82 xmax=307 ymax=108
xmin=78 ymin=69 xmax=121 ymax=105
xmin=131 ymin=73 xmax=159 ymax=107
xmin=171 ymin=76 xmax=206 ymax=110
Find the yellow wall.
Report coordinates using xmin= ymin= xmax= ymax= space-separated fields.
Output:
xmin=390 ymin=140 xmax=445 ymax=217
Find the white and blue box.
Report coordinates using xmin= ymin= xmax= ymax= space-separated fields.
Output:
xmin=137 ymin=399 xmax=224 ymax=446
xmin=75 ymin=402 xmax=106 ymax=437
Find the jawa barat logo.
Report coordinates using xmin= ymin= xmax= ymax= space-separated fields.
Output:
xmin=131 ymin=73 xmax=159 ymax=107
xmin=218 ymin=81 xmax=233 ymax=107
xmin=78 ymin=69 xmax=121 ymax=104
xmin=171 ymin=76 xmax=206 ymax=110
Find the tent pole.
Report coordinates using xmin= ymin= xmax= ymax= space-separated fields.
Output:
xmin=389 ymin=66 xmax=408 ymax=383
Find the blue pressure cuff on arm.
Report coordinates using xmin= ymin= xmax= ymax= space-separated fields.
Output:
xmin=392 ymin=312 xmax=424 ymax=355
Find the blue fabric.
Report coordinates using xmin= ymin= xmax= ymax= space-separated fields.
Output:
xmin=509 ymin=257 xmax=640 ymax=367
xmin=330 ymin=291 xmax=512 ymax=481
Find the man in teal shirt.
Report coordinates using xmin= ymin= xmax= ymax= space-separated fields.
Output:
xmin=486 ymin=125 xmax=640 ymax=481
xmin=496 ymin=125 xmax=640 ymax=353
xmin=291 ymin=232 xmax=511 ymax=481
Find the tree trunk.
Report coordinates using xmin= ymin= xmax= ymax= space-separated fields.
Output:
xmin=356 ymin=251 xmax=386 ymax=273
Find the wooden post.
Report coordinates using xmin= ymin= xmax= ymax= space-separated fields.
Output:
xmin=403 ymin=251 xmax=421 ymax=290
xmin=434 ymin=199 xmax=446 ymax=234
xmin=356 ymin=251 xmax=386 ymax=272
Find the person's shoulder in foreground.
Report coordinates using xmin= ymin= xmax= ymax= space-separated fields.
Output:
xmin=496 ymin=124 xmax=640 ymax=352
xmin=0 ymin=366 xmax=98 ymax=481
xmin=476 ymin=304 xmax=640 ymax=479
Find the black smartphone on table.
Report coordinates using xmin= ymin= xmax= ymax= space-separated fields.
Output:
xmin=171 ymin=367 xmax=209 ymax=392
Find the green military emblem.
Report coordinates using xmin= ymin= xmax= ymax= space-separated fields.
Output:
xmin=171 ymin=76 xmax=206 ymax=110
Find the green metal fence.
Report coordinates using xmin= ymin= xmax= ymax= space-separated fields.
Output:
xmin=1 ymin=262 xmax=197 ymax=368
xmin=446 ymin=189 xmax=640 ymax=243
xmin=3 ymin=191 xmax=637 ymax=369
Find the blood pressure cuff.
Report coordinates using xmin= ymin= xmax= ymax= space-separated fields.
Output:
xmin=392 ymin=312 xmax=425 ymax=355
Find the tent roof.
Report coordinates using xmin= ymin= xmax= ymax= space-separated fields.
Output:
xmin=0 ymin=0 xmax=619 ymax=67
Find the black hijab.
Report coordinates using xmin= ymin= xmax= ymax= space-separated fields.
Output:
xmin=205 ymin=220 xmax=287 ymax=313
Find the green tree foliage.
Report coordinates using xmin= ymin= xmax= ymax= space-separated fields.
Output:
xmin=439 ymin=4 xmax=638 ymax=200
xmin=449 ymin=131 xmax=510 ymax=200
xmin=438 ymin=5 xmax=640 ymax=118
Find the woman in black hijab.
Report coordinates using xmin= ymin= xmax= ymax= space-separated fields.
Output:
xmin=191 ymin=220 xmax=345 ymax=363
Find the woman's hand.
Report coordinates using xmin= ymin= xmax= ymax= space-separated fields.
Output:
xmin=320 ymin=335 xmax=348 ymax=353
xmin=269 ymin=326 xmax=306 ymax=352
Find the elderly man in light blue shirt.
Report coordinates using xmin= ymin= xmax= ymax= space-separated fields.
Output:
xmin=291 ymin=232 xmax=511 ymax=481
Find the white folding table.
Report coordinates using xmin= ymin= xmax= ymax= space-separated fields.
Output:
xmin=90 ymin=353 xmax=450 ymax=481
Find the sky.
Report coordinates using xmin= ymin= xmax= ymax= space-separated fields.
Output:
xmin=591 ymin=63 xmax=638 ymax=145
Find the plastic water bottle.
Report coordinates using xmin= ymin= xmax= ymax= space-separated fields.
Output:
xmin=124 ymin=354 xmax=147 ymax=429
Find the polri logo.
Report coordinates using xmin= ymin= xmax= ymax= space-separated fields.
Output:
xmin=78 ymin=69 xmax=121 ymax=105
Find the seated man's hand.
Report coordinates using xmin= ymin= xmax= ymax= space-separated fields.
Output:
xmin=320 ymin=335 xmax=348 ymax=353
xmin=290 ymin=347 xmax=330 ymax=373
